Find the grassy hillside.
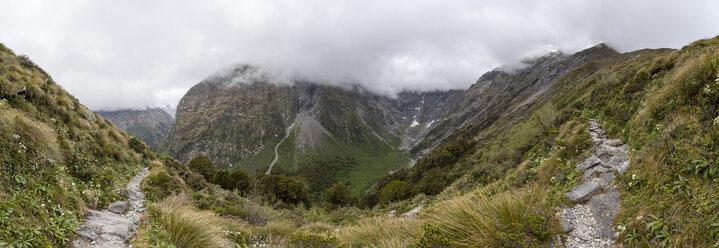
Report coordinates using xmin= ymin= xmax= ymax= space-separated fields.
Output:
xmin=0 ymin=44 xmax=152 ymax=246
xmin=351 ymin=36 xmax=719 ymax=247
xmin=5 ymin=35 xmax=717 ymax=247
xmin=238 ymin=125 xmax=409 ymax=195
xmin=129 ymin=36 xmax=719 ymax=248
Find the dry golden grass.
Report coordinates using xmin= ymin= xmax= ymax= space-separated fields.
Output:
xmin=425 ymin=187 xmax=552 ymax=247
xmin=0 ymin=108 xmax=61 ymax=162
xmin=299 ymin=221 xmax=336 ymax=234
xmin=152 ymin=194 xmax=230 ymax=248
xmin=336 ymin=216 xmax=422 ymax=248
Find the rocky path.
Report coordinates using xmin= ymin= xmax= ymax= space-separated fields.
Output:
xmin=71 ymin=168 xmax=149 ymax=248
xmin=559 ymin=120 xmax=629 ymax=247
xmin=266 ymin=123 xmax=294 ymax=174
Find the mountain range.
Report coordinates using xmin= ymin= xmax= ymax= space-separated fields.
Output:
xmin=158 ymin=43 xmax=616 ymax=193
xmin=97 ymin=108 xmax=174 ymax=149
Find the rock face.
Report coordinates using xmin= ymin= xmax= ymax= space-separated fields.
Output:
xmin=71 ymin=168 xmax=149 ymax=248
xmin=158 ymin=45 xmax=618 ymax=192
xmin=560 ymin=119 xmax=629 ymax=247
xmin=97 ymin=108 xmax=174 ymax=148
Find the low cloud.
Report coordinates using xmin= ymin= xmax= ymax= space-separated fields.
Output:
xmin=0 ymin=0 xmax=717 ymax=110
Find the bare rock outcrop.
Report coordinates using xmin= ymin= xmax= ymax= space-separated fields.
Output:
xmin=560 ymin=119 xmax=629 ymax=247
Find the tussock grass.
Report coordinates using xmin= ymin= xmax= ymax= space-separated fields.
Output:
xmin=336 ymin=216 xmax=422 ymax=248
xmin=425 ymin=187 xmax=553 ymax=247
xmin=151 ymin=194 xmax=229 ymax=248
xmin=299 ymin=221 xmax=336 ymax=234
xmin=257 ymin=219 xmax=297 ymax=245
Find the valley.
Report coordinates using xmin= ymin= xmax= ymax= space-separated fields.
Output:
xmin=1 ymin=32 xmax=719 ymax=247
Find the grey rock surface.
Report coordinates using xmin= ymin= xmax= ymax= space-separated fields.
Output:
xmin=589 ymin=187 xmax=621 ymax=239
xmin=583 ymin=165 xmax=608 ymax=179
xmin=97 ymin=108 xmax=173 ymax=149
xmin=567 ymin=181 xmax=602 ymax=203
xmin=559 ymin=119 xmax=629 ymax=247
xmin=576 ymin=155 xmax=602 ymax=171
xmin=71 ymin=168 xmax=149 ymax=248
xmin=402 ymin=205 xmax=423 ymax=218
xmin=387 ymin=210 xmax=397 ymax=217
xmin=108 ymin=201 xmax=130 ymax=214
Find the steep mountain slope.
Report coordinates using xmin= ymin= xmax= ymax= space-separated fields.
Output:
xmin=0 ymin=44 xmax=151 ymax=247
xmin=139 ymin=36 xmax=719 ymax=248
xmin=158 ymin=71 xmax=427 ymax=192
xmin=414 ymin=44 xmax=618 ymax=154
xmin=97 ymin=108 xmax=174 ymax=148
xmin=160 ymin=44 xmax=617 ymax=194
xmin=361 ymin=36 xmax=719 ymax=247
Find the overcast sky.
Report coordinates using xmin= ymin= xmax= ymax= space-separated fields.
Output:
xmin=1 ymin=0 xmax=717 ymax=111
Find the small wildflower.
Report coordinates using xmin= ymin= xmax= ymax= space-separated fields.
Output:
xmin=617 ymin=225 xmax=626 ymax=232
xmin=655 ymin=124 xmax=663 ymax=132
xmin=632 ymin=174 xmax=639 ymax=180
xmin=637 ymin=215 xmax=643 ymax=220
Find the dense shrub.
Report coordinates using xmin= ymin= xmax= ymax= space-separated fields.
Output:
xmin=188 ymin=156 xmax=216 ymax=182
xmin=184 ymin=172 xmax=208 ymax=191
xmin=322 ymin=183 xmax=352 ymax=207
xmin=258 ymin=174 xmax=310 ymax=205
xmin=128 ymin=137 xmax=147 ymax=155
xmin=296 ymin=157 xmax=354 ymax=194
xmin=379 ymin=180 xmax=413 ymax=204
xmin=230 ymin=170 xmax=251 ymax=193
xmin=416 ymin=223 xmax=455 ymax=248
xmin=417 ymin=168 xmax=446 ymax=196
xmin=213 ymin=170 xmax=232 ymax=190
xmin=211 ymin=169 xmax=251 ymax=193
xmin=145 ymin=171 xmax=183 ymax=201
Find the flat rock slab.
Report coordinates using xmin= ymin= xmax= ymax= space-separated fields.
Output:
xmin=567 ymin=181 xmax=602 ymax=203
xmin=583 ymin=165 xmax=608 ymax=179
xmin=598 ymin=171 xmax=616 ymax=188
xmin=576 ymin=156 xmax=602 ymax=171
xmin=603 ymin=139 xmax=623 ymax=147
xmin=108 ymin=201 xmax=130 ymax=214
xmin=588 ymin=187 xmax=621 ymax=239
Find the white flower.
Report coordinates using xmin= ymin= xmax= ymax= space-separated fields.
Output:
xmin=637 ymin=215 xmax=643 ymax=220
xmin=617 ymin=225 xmax=626 ymax=232
xmin=655 ymin=124 xmax=663 ymax=131
xmin=632 ymin=174 xmax=639 ymax=180
xmin=714 ymin=116 xmax=719 ymax=126
xmin=40 ymin=203 xmax=45 ymax=208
